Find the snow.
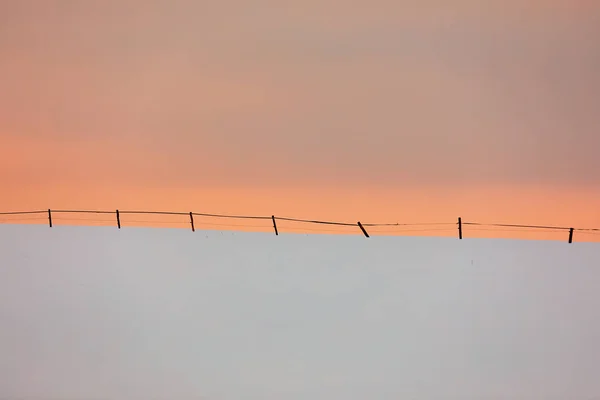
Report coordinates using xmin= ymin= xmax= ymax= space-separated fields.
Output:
xmin=1 ymin=224 xmax=599 ymax=400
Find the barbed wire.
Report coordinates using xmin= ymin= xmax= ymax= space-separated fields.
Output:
xmin=0 ymin=208 xmax=598 ymax=243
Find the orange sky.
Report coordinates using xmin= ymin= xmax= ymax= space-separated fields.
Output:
xmin=1 ymin=1 xmax=599 ymax=241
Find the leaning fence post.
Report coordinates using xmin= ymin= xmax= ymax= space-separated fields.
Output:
xmin=458 ymin=217 xmax=462 ymax=239
xmin=568 ymin=228 xmax=574 ymax=244
xmin=357 ymin=221 xmax=370 ymax=238
xmin=48 ymin=209 xmax=53 ymax=228
xmin=189 ymin=212 xmax=195 ymax=232
xmin=116 ymin=209 xmax=121 ymax=229
xmin=272 ymin=215 xmax=279 ymax=235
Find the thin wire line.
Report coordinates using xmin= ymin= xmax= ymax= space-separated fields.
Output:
xmin=362 ymin=222 xmax=455 ymax=227
xmin=368 ymin=228 xmax=456 ymax=233
xmin=278 ymin=224 xmax=356 ymax=232
xmin=53 ymin=221 xmax=113 ymax=226
xmin=276 ymin=216 xmax=356 ymax=227
xmin=120 ymin=210 xmax=189 ymax=216
xmin=53 ymin=217 xmax=115 ymax=222
xmin=124 ymin=220 xmax=189 ymax=225
xmin=53 ymin=209 xmax=115 ymax=214
xmin=464 ymin=222 xmax=570 ymax=231
xmin=51 ymin=220 xmax=113 ymax=224
xmin=278 ymin=226 xmax=356 ymax=234
xmin=0 ymin=210 xmax=46 ymax=215
xmin=575 ymin=230 xmax=600 ymax=236
xmin=121 ymin=220 xmax=270 ymax=230
xmin=467 ymin=228 xmax=567 ymax=234
xmin=198 ymin=221 xmax=269 ymax=229
xmin=193 ymin=212 xmax=270 ymax=220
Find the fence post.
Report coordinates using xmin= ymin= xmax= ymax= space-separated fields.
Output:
xmin=458 ymin=217 xmax=462 ymax=239
xmin=357 ymin=221 xmax=370 ymax=238
xmin=189 ymin=212 xmax=195 ymax=232
xmin=272 ymin=215 xmax=279 ymax=235
xmin=48 ymin=209 xmax=53 ymax=228
xmin=116 ymin=209 xmax=121 ymax=229
xmin=568 ymin=228 xmax=574 ymax=244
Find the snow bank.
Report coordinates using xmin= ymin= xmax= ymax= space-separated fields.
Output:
xmin=1 ymin=225 xmax=599 ymax=399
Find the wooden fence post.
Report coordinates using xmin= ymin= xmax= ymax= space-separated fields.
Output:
xmin=458 ymin=217 xmax=462 ymax=239
xmin=358 ymin=221 xmax=370 ymax=238
xmin=272 ymin=215 xmax=279 ymax=235
xmin=568 ymin=228 xmax=574 ymax=244
xmin=48 ymin=209 xmax=53 ymax=228
xmin=116 ymin=209 xmax=121 ymax=229
xmin=189 ymin=212 xmax=195 ymax=232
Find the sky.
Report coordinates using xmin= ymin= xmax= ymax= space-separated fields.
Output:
xmin=1 ymin=1 xmax=600 ymax=232
xmin=2 ymin=225 xmax=600 ymax=399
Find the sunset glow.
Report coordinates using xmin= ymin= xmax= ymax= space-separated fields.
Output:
xmin=2 ymin=1 xmax=599 ymax=240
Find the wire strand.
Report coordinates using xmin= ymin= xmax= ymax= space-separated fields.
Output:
xmin=52 ymin=209 xmax=115 ymax=214
xmin=0 ymin=209 xmax=598 ymax=237
xmin=119 ymin=210 xmax=189 ymax=216
xmin=276 ymin=216 xmax=356 ymax=227
xmin=52 ymin=217 xmax=115 ymax=222
xmin=362 ymin=222 xmax=455 ymax=227
xmin=463 ymin=222 xmax=570 ymax=231
xmin=467 ymin=228 xmax=567 ymax=234
xmin=0 ymin=210 xmax=47 ymax=215
xmin=368 ymin=228 xmax=456 ymax=233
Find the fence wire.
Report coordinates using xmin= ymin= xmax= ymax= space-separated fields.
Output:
xmin=0 ymin=209 xmax=598 ymax=243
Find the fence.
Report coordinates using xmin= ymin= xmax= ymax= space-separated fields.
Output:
xmin=1 ymin=209 xmax=599 ymax=243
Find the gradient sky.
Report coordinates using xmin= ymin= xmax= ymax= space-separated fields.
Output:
xmin=2 ymin=1 xmax=599 ymax=230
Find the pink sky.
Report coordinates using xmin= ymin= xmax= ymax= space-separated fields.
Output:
xmin=1 ymin=1 xmax=599 ymax=235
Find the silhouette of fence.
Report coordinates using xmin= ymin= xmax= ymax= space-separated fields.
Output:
xmin=1 ymin=209 xmax=599 ymax=243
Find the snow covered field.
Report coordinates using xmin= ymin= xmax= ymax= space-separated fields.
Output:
xmin=1 ymin=224 xmax=599 ymax=400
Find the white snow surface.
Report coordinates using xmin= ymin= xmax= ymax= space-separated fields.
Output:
xmin=1 ymin=225 xmax=599 ymax=400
